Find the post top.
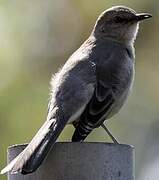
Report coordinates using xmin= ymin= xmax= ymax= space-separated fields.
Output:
xmin=8 ymin=142 xmax=134 ymax=150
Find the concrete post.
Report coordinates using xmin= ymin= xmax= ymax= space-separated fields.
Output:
xmin=7 ymin=142 xmax=134 ymax=180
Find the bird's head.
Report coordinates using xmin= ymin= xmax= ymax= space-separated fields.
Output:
xmin=93 ymin=6 xmax=152 ymax=44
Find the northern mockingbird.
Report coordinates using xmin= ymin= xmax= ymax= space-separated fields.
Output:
xmin=1 ymin=5 xmax=152 ymax=175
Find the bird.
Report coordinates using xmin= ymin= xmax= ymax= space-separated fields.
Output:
xmin=1 ymin=5 xmax=152 ymax=175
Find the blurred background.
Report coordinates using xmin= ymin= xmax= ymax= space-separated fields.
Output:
xmin=0 ymin=0 xmax=158 ymax=179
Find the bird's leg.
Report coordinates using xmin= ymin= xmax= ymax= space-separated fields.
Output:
xmin=101 ymin=123 xmax=119 ymax=144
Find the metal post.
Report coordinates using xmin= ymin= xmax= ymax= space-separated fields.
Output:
xmin=7 ymin=142 xmax=134 ymax=180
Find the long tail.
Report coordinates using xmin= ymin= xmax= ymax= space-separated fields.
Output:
xmin=1 ymin=109 xmax=67 ymax=175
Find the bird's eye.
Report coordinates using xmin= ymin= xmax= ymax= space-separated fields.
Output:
xmin=114 ymin=16 xmax=125 ymax=23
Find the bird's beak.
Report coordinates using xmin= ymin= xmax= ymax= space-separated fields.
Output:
xmin=135 ymin=13 xmax=152 ymax=21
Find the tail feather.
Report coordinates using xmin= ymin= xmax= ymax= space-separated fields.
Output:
xmin=1 ymin=115 xmax=67 ymax=175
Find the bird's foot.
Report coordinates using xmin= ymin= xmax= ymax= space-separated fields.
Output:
xmin=101 ymin=123 xmax=119 ymax=144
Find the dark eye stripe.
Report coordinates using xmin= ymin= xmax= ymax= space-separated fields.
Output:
xmin=114 ymin=16 xmax=126 ymax=23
